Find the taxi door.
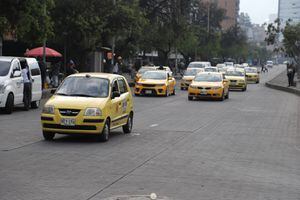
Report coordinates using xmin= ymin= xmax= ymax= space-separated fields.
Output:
xmin=117 ymin=78 xmax=131 ymax=125
xmin=110 ymin=79 xmax=123 ymax=128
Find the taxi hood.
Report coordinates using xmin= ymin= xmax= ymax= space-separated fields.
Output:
xmin=225 ymin=76 xmax=245 ymax=81
xmin=182 ymin=76 xmax=195 ymax=81
xmin=191 ymin=81 xmax=223 ymax=87
xmin=45 ymin=95 xmax=108 ymax=109
xmin=139 ymin=79 xmax=167 ymax=84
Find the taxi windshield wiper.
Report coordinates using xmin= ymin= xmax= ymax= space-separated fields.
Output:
xmin=69 ymin=94 xmax=97 ymax=97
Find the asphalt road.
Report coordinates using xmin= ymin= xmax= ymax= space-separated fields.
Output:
xmin=1 ymin=65 xmax=300 ymax=200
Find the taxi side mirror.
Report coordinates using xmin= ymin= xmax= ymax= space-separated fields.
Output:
xmin=112 ymin=91 xmax=120 ymax=99
xmin=13 ymin=70 xmax=21 ymax=78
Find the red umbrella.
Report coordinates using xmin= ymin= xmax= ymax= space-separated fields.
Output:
xmin=24 ymin=47 xmax=62 ymax=57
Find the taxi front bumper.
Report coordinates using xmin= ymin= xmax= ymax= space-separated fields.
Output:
xmin=188 ymin=87 xmax=223 ymax=98
xmin=228 ymin=81 xmax=246 ymax=90
xmin=41 ymin=112 xmax=105 ymax=134
xmin=135 ymin=85 xmax=167 ymax=96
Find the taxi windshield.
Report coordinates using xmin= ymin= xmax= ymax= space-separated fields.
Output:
xmin=205 ymin=68 xmax=217 ymax=72
xmin=0 ymin=61 xmax=11 ymax=76
xmin=226 ymin=70 xmax=245 ymax=77
xmin=56 ymin=77 xmax=109 ymax=98
xmin=184 ymin=69 xmax=199 ymax=76
xmin=245 ymin=68 xmax=257 ymax=73
xmin=142 ymin=71 xmax=167 ymax=80
xmin=188 ymin=63 xmax=205 ymax=68
xmin=138 ymin=68 xmax=153 ymax=74
xmin=194 ymin=74 xmax=222 ymax=82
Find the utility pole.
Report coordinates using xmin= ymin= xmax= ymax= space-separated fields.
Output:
xmin=42 ymin=0 xmax=47 ymax=64
xmin=207 ymin=4 xmax=210 ymax=34
xmin=111 ymin=0 xmax=116 ymax=68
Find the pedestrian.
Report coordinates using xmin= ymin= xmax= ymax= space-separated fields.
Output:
xmin=51 ymin=61 xmax=61 ymax=88
xmin=287 ymin=61 xmax=296 ymax=87
xmin=38 ymin=59 xmax=46 ymax=89
xmin=112 ymin=61 xmax=119 ymax=74
xmin=21 ymin=60 xmax=32 ymax=110
xmin=66 ymin=60 xmax=78 ymax=76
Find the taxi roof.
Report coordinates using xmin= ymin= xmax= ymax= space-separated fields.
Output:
xmin=69 ymin=73 xmax=125 ymax=80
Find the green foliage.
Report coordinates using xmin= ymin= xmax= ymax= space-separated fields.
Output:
xmin=0 ymin=0 xmax=54 ymax=45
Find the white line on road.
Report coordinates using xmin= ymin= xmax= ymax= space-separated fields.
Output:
xmin=150 ymin=124 xmax=159 ymax=128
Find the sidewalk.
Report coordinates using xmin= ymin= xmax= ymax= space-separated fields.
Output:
xmin=266 ymin=71 xmax=300 ymax=96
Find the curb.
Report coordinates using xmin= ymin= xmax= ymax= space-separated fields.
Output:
xmin=265 ymin=82 xmax=300 ymax=96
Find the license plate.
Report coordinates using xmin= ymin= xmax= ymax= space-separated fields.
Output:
xmin=200 ymin=90 xmax=207 ymax=95
xmin=61 ymin=118 xmax=75 ymax=126
xmin=145 ymin=90 xmax=152 ymax=94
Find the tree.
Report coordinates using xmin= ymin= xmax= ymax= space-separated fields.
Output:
xmin=0 ymin=0 xmax=54 ymax=48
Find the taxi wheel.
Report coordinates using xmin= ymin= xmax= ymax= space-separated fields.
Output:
xmin=180 ymin=87 xmax=184 ymax=90
xmin=4 ymin=93 xmax=14 ymax=114
xmin=188 ymin=96 xmax=193 ymax=101
xmin=43 ymin=131 xmax=55 ymax=141
xmin=98 ymin=120 xmax=110 ymax=142
xmin=256 ymin=81 xmax=259 ymax=84
xmin=123 ymin=113 xmax=133 ymax=134
xmin=242 ymin=87 xmax=247 ymax=91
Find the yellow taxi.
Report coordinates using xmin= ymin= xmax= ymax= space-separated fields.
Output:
xmin=135 ymin=66 xmax=156 ymax=82
xmin=135 ymin=70 xmax=176 ymax=96
xmin=180 ymin=68 xmax=202 ymax=90
xmin=225 ymin=69 xmax=247 ymax=91
xmin=188 ymin=72 xmax=229 ymax=101
xmin=41 ymin=73 xmax=134 ymax=142
xmin=245 ymin=67 xmax=260 ymax=83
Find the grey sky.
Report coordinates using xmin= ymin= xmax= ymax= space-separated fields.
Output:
xmin=240 ymin=0 xmax=278 ymax=24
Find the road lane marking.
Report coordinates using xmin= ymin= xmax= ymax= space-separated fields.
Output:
xmin=150 ymin=124 xmax=159 ymax=128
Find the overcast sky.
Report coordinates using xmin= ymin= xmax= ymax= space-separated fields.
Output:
xmin=240 ymin=0 xmax=278 ymax=24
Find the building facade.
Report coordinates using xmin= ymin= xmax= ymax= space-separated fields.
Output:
xmin=203 ymin=0 xmax=240 ymax=30
xmin=278 ymin=0 xmax=300 ymax=24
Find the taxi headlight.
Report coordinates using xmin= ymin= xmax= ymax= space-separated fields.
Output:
xmin=84 ymin=108 xmax=102 ymax=116
xmin=0 ymin=84 xmax=6 ymax=94
xmin=42 ymin=105 xmax=55 ymax=114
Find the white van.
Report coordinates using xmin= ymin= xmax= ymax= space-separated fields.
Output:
xmin=0 ymin=57 xmax=42 ymax=114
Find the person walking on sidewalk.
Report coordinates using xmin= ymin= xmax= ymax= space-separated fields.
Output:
xmin=21 ymin=61 xmax=32 ymax=110
xmin=287 ymin=61 xmax=296 ymax=87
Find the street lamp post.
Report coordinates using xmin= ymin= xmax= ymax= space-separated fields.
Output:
xmin=111 ymin=0 xmax=116 ymax=69
xmin=42 ymin=0 xmax=47 ymax=65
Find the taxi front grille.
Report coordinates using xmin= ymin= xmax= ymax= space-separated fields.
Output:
xmin=59 ymin=109 xmax=81 ymax=116
xmin=142 ymin=84 xmax=156 ymax=87
xmin=198 ymin=87 xmax=212 ymax=90
xmin=43 ymin=124 xmax=96 ymax=130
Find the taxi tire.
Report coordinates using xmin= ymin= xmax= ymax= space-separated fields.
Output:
xmin=123 ymin=113 xmax=133 ymax=134
xmin=43 ymin=131 xmax=55 ymax=141
xmin=188 ymin=96 xmax=193 ymax=101
xmin=242 ymin=87 xmax=247 ymax=91
xmin=98 ymin=120 xmax=110 ymax=142
xmin=4 ymin=93 xmax=14 ymax=114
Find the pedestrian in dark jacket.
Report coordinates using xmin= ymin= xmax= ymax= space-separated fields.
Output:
xmin=287 ymin=62 xmax=296 ymax=87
